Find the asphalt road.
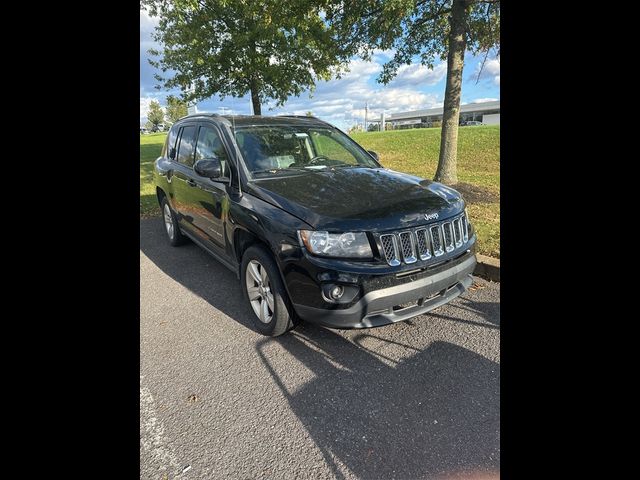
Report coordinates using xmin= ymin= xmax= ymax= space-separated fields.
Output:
xmin=140 ymin=219 xmax=500 ymax=480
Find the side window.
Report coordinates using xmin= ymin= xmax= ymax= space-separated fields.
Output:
xmin=195 ymin=126 xmax=229 ymax=177
xmin=176 ymin=125 xmax=197 ymax=167
xmin=163 ymin=126 xmax=179 ymax=159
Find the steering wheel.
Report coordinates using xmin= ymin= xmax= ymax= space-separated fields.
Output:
xmin=307 ymin=155 xmax=330 ymax=165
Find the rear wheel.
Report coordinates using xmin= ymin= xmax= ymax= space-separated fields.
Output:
xmin=241 ymin=245 xmax=295 ymax=336
xmin=161 ymin=197 xmax=186 ymax=246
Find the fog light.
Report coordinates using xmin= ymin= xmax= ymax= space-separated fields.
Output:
xmin=329 ymin=285 xmax=344 ymax=300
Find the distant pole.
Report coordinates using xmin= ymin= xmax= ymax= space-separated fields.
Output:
xmin=381 ymin=112 xmax=386 ymax=132
xmin=186 ymin=83 xmax=197 ymax=115
xmin=364 ymin=102 xmax=368 ymax=131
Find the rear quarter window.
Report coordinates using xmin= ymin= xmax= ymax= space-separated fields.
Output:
xmin=176 ymin=125 xmax=197 ymax=167
xmin=163 ymin=126 xmax=179 ymax=159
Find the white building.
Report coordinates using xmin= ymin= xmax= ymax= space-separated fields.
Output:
xmin=384 ymin=100 xmax=500 ymax=129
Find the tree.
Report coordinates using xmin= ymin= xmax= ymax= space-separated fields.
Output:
xmin=142 ymin=0 xmax=350 ymax=115
xmin=145 ymin=100 xmax=165 ymax=131
xmin=165 ymin=95 xmax=188 ymax=123
xmin=306 ymin=111 xmax=314 ymax=117
xmin=327 ymin=0 xmax=500 ymax=184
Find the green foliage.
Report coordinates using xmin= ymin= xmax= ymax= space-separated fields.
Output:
xmin=431 ymin=120 xmax=442 ymax=127
xmin=165 ymin=95 xmax=188 ymax=123
xmin=142 ymin=0 xmax=351 ymax=111
xmin=326 ymin=0 xmax=500 ymax=84
xmin=145 ymin=100 xmax=165 ymax=131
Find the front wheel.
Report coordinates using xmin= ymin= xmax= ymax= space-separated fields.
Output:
xmin=241 ymin=245 xmax=295 ymax=336
xmin=160 ymin=197 xmax=186 ymax=246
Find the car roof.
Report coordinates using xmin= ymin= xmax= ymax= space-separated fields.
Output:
xmin=174 ymin=113 xmax=333 ymax=129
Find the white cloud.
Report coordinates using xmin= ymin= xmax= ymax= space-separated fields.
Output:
xmin=469 ymin=97 xmax=498 ymax=104
xmin=371 ymin=48 xmax=396 ymax=62
xmin=391 ymin=62 xmax=447 ymax=87
xmin=140 ymin=9 xmax=159 ymax=34
xmin=340 ymin=59 xmax=381 ymax=81
xmin=254 ymin=57 xmax=445 ymax=129
xmin=471 ymin=57 xmax=500 ymax=85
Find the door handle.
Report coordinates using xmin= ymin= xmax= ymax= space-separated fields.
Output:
xmin=187 ymin=179 xmax=197 ymax=187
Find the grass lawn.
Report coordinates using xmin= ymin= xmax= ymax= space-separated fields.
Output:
xmin=140 ymin=125 xmax=499 ymax=257
xmin=140 ymin=133 xmax=167 ymax=218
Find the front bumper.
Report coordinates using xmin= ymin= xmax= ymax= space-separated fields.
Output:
xmin=292 ymin=252 xmax=476 ymax=329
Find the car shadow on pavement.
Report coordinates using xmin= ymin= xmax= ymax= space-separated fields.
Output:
xmin=140 ymin=218 xmax=259 ymax=331
xmin=256 ymin=327 xmax=500 ymax=479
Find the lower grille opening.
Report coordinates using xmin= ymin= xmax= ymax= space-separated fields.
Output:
xmin=393 ymin=300 xmax=419 ymax=311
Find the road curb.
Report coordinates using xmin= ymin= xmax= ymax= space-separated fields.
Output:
xmin=474 ymin=254 xmax=500 ymax=282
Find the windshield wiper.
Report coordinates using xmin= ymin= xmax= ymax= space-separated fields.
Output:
xmin=330 ymin=164 xmax=373 ymax=169
xmin=251 ymin=167 xmax=309 ymax=175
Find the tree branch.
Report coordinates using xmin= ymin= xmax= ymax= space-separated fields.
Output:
xmin=411 ymin=6 xmax=452 ymax=29
xmin=475 ymin=49 xmax=490 ymax=84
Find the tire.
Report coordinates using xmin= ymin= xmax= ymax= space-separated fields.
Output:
xmin=241 ymin=244 xmax=296 ymax=336
xmin=160 ymin=197 xmax=186 ymax=246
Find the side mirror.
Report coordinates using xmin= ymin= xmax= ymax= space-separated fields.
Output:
xmin=367 ymin=150 xmax=379 ymax=161
xmin=194 ymin=158 xmax=222 ymax=179
xmin=169 ymin=147 xmax=176 ymax=160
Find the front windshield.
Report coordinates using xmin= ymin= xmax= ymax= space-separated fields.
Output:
xmin=234 ymin=125 xmax=380 ymax=176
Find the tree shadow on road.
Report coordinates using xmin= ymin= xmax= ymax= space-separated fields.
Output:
xmin=257 ymin=327 xmax=500 ymax=479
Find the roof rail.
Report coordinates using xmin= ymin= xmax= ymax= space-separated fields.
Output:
xmin=278 ymin=114 xmax=316 ymax=119
xmin=177 ymin=112 xmax=221 ymax=121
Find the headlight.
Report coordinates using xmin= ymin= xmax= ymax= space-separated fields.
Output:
xmin=298 ymin=230 xmax=372 ymax=258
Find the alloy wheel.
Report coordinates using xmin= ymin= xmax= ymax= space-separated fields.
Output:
xmin=163 ymin=203 xmax=174 ymax=240
xmin=245 ymin=260 xmax=274 ymax=324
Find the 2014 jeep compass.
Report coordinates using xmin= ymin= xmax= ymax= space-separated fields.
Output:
xmin=154 ymin=114 xmax=477 ymax=336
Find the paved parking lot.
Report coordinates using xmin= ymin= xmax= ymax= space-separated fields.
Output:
xmin=140 ymin=219 xmax=500 ymax=479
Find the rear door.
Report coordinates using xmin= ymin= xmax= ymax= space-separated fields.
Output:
xmin=185 ymin=122 xmax=232 ymax=251
xmin=170 ymin=123 xmax=199 ymax=232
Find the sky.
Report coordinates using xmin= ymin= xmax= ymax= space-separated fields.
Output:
xmin=140 ymin=10 xmax=499 ymax=131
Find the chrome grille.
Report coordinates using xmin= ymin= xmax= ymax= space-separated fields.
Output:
xmin=398 ymin=231 xmax=416 ymax=264
xmin=442 ymin=222 xmax=454 ymax=252
xmin=380 ymin=234 xmax=400 ymax=266
xmin=462 ymin=213 xmax=469 ymax=242
xmin=453 ymin=217 xmax=463 ymax=247
xmin=430 ymin=225 xmax=444 ymax=256
xmin=377 ymin=213 xmax=470 ymax=266
xmin=415 ymin=229 xmax=431 ymax=260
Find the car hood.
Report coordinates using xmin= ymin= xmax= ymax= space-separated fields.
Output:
xmin=246 ymin=167 xmax=465 ymax=231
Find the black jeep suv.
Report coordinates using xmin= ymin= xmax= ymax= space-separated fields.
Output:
xmin=154 ymin=114 xmax=477 ymax=336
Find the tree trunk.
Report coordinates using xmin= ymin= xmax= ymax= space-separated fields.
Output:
xmin=250 ymin=78 xmax=261 ymax=115
xmin=434 ymin=0 xmax=468 ymax=185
